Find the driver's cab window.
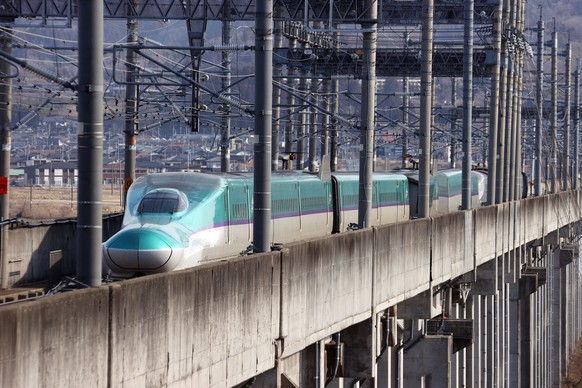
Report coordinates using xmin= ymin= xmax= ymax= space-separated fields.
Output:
xmin=138 ymin=189 xmax=187 ymax=214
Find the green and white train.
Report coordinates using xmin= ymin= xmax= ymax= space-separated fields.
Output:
xmin=102 ymin=169 xmax=486 ymax=277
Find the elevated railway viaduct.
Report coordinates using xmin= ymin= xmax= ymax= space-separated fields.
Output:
xmin=1 ymin=190 xmax=581 ymax=387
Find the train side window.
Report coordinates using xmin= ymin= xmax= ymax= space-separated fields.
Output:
xmin=138 ymin=189 xmax=188 ymax=214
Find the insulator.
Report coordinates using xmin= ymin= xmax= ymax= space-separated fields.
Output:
xmin=213 ymin=44 xmax=249 ymax=51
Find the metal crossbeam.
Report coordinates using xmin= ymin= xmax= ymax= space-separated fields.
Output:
xmin=276 ymin=47 xmax=495 ymax=78
xmin=0 ymin=0 xmax=499 ymax=24
xmin=282 ymin=21 xmax=339 ymax=48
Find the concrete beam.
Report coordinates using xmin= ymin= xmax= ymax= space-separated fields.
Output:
xmin=277 ymin=347 xmax=316 ymax=388
xmin=518 ymin=274 xmax=538 ymax=299
xmin=545 ymin=230 xmax=559 ymax=247
xmin=397 ymin=288 xmax=442 ymax=319
xmin=522 ymin=266 xmax=547 ymax=287
xmin=425 ymin=318 xmax=473 ymax=353
xmin=341 ymin=318 xmax=375 ymax=386
xmin=473 ymin=259 xmax=498 ymax=296
xmin=559 ymin=244 xmax=576 ymax=267
xmin=403 ymin=335 xmax=453 ymax=387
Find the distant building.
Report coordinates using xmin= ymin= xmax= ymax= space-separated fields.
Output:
xmin=9 ymin=168 xmax=25 ymax=185
xmin=103 ymin=161 xmax=152 ymax=184
xmin=23 ymin=161 xmax=78 ymax=186
xmin=21 ymin=160 xmax=166 ymax=187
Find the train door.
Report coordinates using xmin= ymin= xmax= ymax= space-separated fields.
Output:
xmin=373 ymin=180 xmax=381 ymax=226
xmin=398 ymin=179 xmax=409 ymax=221
xmin=331 ymin=175 xmax=342 ymax=233
xmin=271 ymin=180 xmax=301 ymax=244
xmin=227 ymin=182 xmax=251 ymax=247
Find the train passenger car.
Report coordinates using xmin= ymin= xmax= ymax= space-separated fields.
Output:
xmin=434 ymin=169 xmax=487 ymax=214
xmin=271 ymin=170 xmax=334 ymax=241
xmin=103 ymin=171 xmax=334 ymax=276
xmin=400 ymin=170 xmax=439 ymax=218
xmin=473 ymin=170 xmax=488 ymax=203
xmin=331 ymin=172 xmax=409 ymax=232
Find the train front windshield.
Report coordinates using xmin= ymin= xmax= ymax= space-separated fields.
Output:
xmin=138 ymin=189 xmax=188 ymax=214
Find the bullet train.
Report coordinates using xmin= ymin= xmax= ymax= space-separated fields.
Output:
xmin=102 ymin=169 xmax=487 ymax=277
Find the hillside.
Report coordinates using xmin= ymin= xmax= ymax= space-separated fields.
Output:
xmin=526 ymin=0 xmax=582 ymax=59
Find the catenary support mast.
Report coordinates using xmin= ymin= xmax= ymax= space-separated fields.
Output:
xmin=419 ymin=0 xmax=434 ymax=218
xmin=76 ymin=0 xmax=104 ymax=286
xmin=461 ymin=0 xmax=474 ymax=210
xmin=253 ymin=0 xmax=273 ymax=253
xmin=358 ymin=0 xmax=378 ymax=228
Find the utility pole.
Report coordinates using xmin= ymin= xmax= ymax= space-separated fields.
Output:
xmin=297 ymin=53 xmax=309 ymax=170
xmin=574 ymin=66 xmax=580 ymax=189
xmin=534 ymin=10 xmax=544 ymax=196
xmin=0 ymin=24 xmax=13 ymax=289
xmin=123 ymin=2 xmax=138 ymax=204
xmin=330 ymin=73 xmax=340 ymax=172
xmin=271 ymin=5 xmax=283 ymax=172
xmin=309 ymin=57 xmax=320 ymax=172
xmin=486 ymin=0 xmax=503 ymax=204
xmin=308 ymin=77 xmax=319 ymax=172
xmin=419 ymin=0 xmax=434 ymax=218
xmin=450 ymin=78 xmax=457 ymax=169
xmin=401 ymin=76 xmax=410 ymax=169
xmin=321 ymin=78 xmax=330 ymax=163
xmin=514 ymin=58 xmax=524 ymax=200
xmin=562 ymin=40 xmax=571 ymax=190
xmin=461 ymin=0 xmax=474 ymax=210
xmin=508 ymin=56 xmax=519 ymax=201
xmin=401 ymin=31 xmax=410 ymax=169
xmin=357 ymin=0 xmax=378 ymax=228
xmin=253 ymin=0 xmax=273 ymax=253
xmin=77 ymin=0 xmax=104 ymax=286
xmin=221 ymin=0 xmax=233 ymax=173
xmin=513 ymin=0 xmax=526 ymax=200
xmin=498 ymin=0 xmax=512 ymax=203
xmin=482 ymin=92 xmax=489 ymax=167
xmin=550 ymin=28 xmax=558 ymax=193
xmin=284 ymin=36 xmax=297 ymax=171
xmin=497 ymin=51 xmax=509 ymax=203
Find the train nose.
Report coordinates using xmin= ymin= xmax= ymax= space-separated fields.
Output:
xmin=103 ymin=228 xmax=182 ymax=272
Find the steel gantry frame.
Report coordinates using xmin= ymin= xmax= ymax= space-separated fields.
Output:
xmin=0 ymin=0 xmax=498 ymax=24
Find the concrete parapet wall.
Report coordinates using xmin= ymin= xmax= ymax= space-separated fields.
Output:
xmin=109 ymin=253 xmax=280 ymax=387
xmin=474 ymin=205 xmax=498 ymax=265
xmin=522 ymin=196 xmax=544 ymax=245
xmin=280 ymin=230 xmax=373 ymax=356
xmin=544 ymin=195 xmax=558 ymax=233
xmin=432 ymin=211 xmax=472 ymax=282
xmin=0 ymin=252 xmax=280 ymax=388
xmin=0 ymin=288 xmax=109 ymax=388
xmin=497 ymin=202 xmax=511 ymax=256
xmin=5 ymin=223 xmax=76 ymax=285
xmin=3 ymin=214 xmax=122 ymax=287
xmin=557 ymin=191 xmax=580 ymax=226
xmin=374 ymin=218 xmax=431 ymax=310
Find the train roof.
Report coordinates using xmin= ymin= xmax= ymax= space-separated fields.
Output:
xmin=130 ymin=171 xmax=327 ymax=196
xmin=128 ymin=172 xmax=227 ymax=207
xmin=331 ymin=171 xmax=408 ymax=181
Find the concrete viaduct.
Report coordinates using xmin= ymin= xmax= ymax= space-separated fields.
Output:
xmin=1 ymin=189 xmax=581 ymax=387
